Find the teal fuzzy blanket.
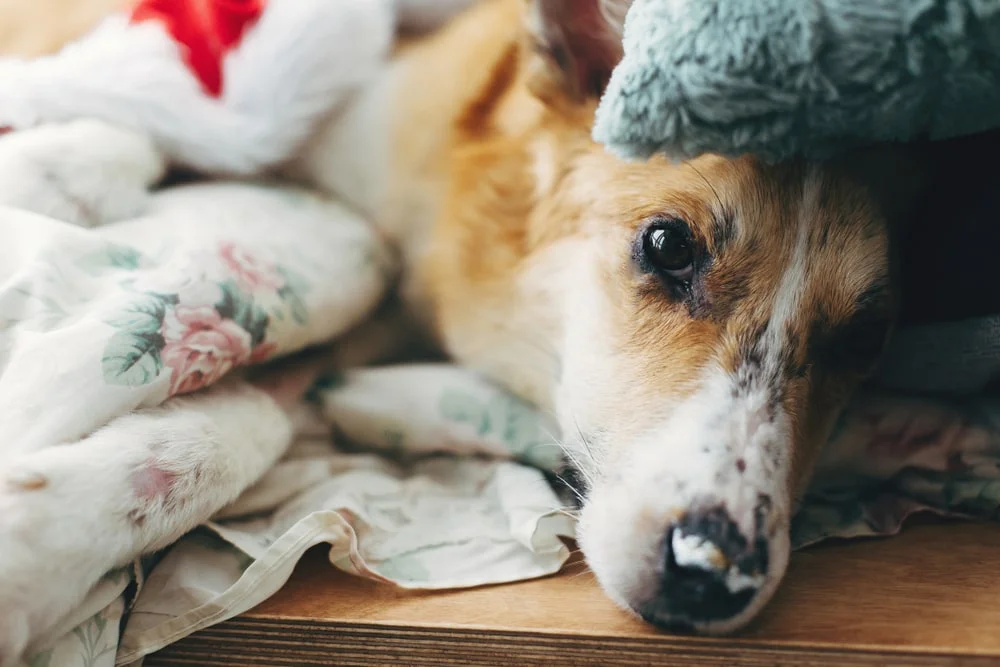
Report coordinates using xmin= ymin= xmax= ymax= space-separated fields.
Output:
xmin=594 ymin=0 xmax=1000 ymax=162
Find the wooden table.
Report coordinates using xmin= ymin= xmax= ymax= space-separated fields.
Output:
xmin=148 ymin=519 xmax=1000 ymax=666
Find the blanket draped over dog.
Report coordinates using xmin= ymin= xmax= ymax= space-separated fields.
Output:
xmin=2 ymin=1 xmax=1000 ymax=665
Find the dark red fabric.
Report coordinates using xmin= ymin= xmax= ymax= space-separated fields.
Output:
xmin=130 ymin=0 xmax=265 ymax=97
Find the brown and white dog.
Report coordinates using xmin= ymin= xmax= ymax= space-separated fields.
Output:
xmin=0 ymin=0 xmax=919 ymax=658
xmin=296 ymin=0 xmax=909 ymax=634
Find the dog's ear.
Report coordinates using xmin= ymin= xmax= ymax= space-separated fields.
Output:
xmin=522 ymin=0 xmax=629 ymax=106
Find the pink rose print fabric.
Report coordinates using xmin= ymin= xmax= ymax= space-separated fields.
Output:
xmin=99 ymin=239 xmax=296 ymax=399
xmin=161 ymin=304 xmax=254 ymax=395
xmin=219 ymin=242 xmax=284 ymax=293
xmin=0 ymin=180 xmax=393 ymax=452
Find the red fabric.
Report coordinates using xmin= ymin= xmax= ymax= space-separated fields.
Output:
xmin=130 ymin=0 xmax=265 ymax=97
xmin=0 ymin=127 xmax=12 ymax=135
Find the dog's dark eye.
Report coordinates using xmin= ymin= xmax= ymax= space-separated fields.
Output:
xmin=642 ymin=219 xmax=695 ymax=281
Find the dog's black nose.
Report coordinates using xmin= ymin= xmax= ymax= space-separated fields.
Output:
xmin=644 ymin=504 xmax=771 ymax=629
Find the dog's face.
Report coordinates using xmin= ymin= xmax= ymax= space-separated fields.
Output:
xmin=553 ymin=152 xmax=892 ymax=633
xmin=518 ymin=0 xmax=895 ymax=634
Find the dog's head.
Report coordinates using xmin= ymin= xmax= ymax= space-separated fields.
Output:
xmin=435 ymin=0 xmax=913 ymax=634
xmin=511 ymin=0 xmax=904 ymax=634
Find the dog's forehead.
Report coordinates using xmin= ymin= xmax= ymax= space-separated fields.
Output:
xmin=703 ymin=158 xmax=890 ymax=323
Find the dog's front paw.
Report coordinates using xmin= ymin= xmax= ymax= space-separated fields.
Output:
xmin=0 ymin=469 xmax=113 ymax=665
xmin=0 ymin=119 xmax=166 ymax=227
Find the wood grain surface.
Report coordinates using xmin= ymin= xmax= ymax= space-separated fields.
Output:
xmin=148 ymin=519 xmax=1000 ymax=666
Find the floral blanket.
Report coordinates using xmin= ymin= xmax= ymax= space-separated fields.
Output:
xmin=2 ymin=119 xmax=1000 ymax=667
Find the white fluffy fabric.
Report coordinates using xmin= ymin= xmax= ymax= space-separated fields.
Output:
xmin=0 ymin=0 xmax=476 ymax=175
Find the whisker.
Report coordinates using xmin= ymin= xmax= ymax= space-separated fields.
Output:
xmin=570 ymin=408 xmax=597 ymax=468
xmin=561 ymin=446 xmax=596 ymax=490
xmin=538 ymin=423 xmax=596 ymax=490
xmin=549 ymin=470 xmax=587 ymax=506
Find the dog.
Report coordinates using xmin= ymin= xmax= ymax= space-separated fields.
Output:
xmin=0 ymin=0 xmax=918 ymax=660
xmin=293 ymin=0 xmax=910 ymax=634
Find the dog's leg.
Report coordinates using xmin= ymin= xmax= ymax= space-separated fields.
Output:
xmin=0 ymin=380 xmax=294 ymax=665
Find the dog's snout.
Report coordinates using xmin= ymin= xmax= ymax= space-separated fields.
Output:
xmin=643 ymin=502 xmax=772 ymax=631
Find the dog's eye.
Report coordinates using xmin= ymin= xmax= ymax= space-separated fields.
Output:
xmin=642 ymin=219 xmax=695 ymax=281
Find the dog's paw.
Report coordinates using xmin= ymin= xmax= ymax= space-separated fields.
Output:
xmin=0 ymin=119 xmax=166 ymax=227
xmin=0 ymin=468 xmax=111 ymax=665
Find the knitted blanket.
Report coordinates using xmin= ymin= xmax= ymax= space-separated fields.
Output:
xmin=594 ymin=0 xmax=1000 ymax=162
